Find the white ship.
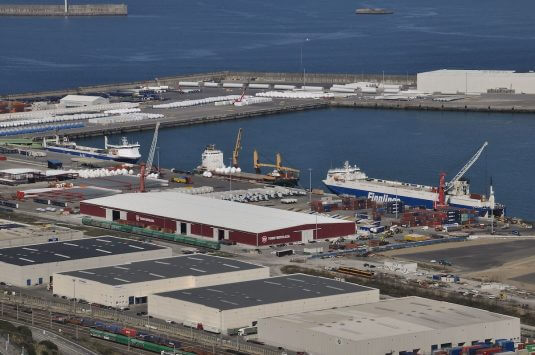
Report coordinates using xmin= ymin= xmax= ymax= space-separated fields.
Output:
xmin=199 ymin=144 xmax=225 ymax=171
xmin=43 ymin=136 xmax=141 ymax=163
xmin=322 ymin=143 xmax=505 ymax=217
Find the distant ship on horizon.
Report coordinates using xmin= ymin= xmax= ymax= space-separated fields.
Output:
xmin=355 ymin=8 xmax=394 ymax=15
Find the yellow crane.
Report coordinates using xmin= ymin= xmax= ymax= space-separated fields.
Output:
xmin=232 ymin=128 xmax=243 ymax=168
xmin=253 ymin=149 xmax=300 ymax=176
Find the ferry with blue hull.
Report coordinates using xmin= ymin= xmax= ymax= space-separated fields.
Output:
xmin=323 ymin=161 xmax=505 ymax=217
xmin=43 ymin=136 xmax=141 ymax=163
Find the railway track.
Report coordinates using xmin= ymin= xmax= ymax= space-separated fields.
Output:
xmin=0 ymin=306 xmax=216 ymax=355
xmin=0 ymin=299 xmax=254 ymax=355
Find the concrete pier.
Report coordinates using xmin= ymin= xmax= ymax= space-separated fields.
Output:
xmin=0 ymin=4 xmax=127 ymax=16
xmin=0 ymin=71 xmax=415 ymax=100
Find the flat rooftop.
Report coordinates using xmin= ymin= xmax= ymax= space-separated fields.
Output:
xmin=262 ymin=296 xmax=518 ymax=340
xmin=59 ymin=254 xmax=265 ymax=285
xmin=82 ymin=191 xmax=349 ymax=234
xmin=0 ymin=236 xmax=166 ymax=266
xmin=154 ymin=274 xmax=376 ymax=310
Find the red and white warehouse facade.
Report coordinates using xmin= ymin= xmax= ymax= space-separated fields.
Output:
xmin=80 ymin=192 xmax=355 ymax=246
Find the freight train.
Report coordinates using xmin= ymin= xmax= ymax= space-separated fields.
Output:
xmin=90 ymin=329 xmax=194 ymax=354
xmin=53 ymin=315 xmax=198 ymax=354
xmin=81 ymin=217 xmax=220 ymax=250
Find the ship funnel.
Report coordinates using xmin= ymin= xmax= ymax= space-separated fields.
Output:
xmin=104 ymin=136 xmax=108 ymax=149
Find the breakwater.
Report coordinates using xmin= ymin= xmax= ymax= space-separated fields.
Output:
xmin=0 ymin=4 xmax=127 ymax=16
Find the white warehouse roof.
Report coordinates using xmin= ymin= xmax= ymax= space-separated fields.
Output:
xmin=258 ymin=296 xmax=520 ymax=355
xmin=82 ymin=191 xmax=349 ymax=234
xmin=60 ymin=95 xmax=106 ymax=102
xmin=261 ymin=296 xmax=518 ymax=339
xmin=59 ymin=95 xmax=109 ymax=107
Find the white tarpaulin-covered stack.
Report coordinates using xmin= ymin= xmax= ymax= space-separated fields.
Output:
xmin=256 ymin=91 xmax=334 ymax=99
xmin=153 ymin=95 xmax=243 ymax=109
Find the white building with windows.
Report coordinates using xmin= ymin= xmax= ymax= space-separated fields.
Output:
xmin=53 ymin=254 xmax=269 ymax=307
xmin=148 ymin=274 xmax=379 ymax=334
xmin=0 ymin=236 xmax=170 ymax=287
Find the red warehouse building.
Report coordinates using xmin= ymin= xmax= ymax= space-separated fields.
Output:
xmin=80 ymin=192 xmax=356 ymax=246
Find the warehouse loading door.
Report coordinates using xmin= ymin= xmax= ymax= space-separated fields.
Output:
xmin=218 ymin=229 xmax=225 ymax=240
xmin=180 ymin=223 xmax=187 ymax=234
xmin=302 ymin=229 xmax=314 ymax=243
xmin=112 ymin=210 xmax=120 ymax=221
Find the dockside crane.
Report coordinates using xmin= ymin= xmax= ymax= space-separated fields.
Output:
xmin=139 ymin=122 xmax=160 ymax=192
xmin=436 ymin=141 xmax=488 ymax=206
xmin=146 ymin=122 xmax=160 ymax=174
xmin=253 ymin=149 xmax=300 ymax=176
xmin=232 ymin=128 xmax=243 ymax=168
xmin=233 ymin=87 xmax=247 ymax=103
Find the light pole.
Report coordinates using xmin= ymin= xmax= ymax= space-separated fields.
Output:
xmin=300 ymin=38 xmax=310 ymax=87
xmin=229 ymin=158 xmax=232 ymax=192
xmin=308 ymin=168 xmax=312 ymax=206
xmin=156 ymin=146 xmax=160 ymax=173
xmin=72 ymin=279 xmax=76 ymax=314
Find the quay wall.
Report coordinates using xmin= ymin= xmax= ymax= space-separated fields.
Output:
xmin=0 ymin=4 xmax=127 ymax=16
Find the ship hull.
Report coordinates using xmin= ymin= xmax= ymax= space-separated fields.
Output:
xmin=324 ymin=182 xmax=504 ymax=217
xmin=45 ymin=146 xmax=140 ymax=164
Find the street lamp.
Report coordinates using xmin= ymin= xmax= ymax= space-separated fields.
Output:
xmin=300 ymin=38 xmax=310 ymax=87
xmin=72 ymin=279 xmax=76 ymax=314
xmin=308 ymin=168 xmax=312 ymax=206
xmin=229 ymin=158 xmax=232 ymax=192
xmin=156 ymin=146 xmax=160 ymax=173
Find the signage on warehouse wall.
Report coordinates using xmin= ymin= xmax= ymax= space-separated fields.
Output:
xmin=261 ymin=234 xmax=291 ymax=243
xmin=136 ymin=215 xmax=155 ymax=223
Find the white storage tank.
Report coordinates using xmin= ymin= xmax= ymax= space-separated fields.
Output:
xmin=248 ymin=83 xmax=271 ymax=89
xmin=222 ymin=82 xmax=245 ymax=88
xmin=301 ymin=86 xmax=324 ymax=91
xmin=178 ymin=81 xmax=200 ymax=87
xmin=273 ymin=84 xmax=296 ymax=90
xmin=330 ymin=87 xmax=356 ymax=93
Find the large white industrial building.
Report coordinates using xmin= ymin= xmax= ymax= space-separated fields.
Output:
xmin=148 ymin=274 xmax=379 ymax=334
xmin=59 ymin=95 xmax=109 ymax=107
xmin=80 ymin=192 xmax=356 ymax=246
xmin=0 ymin=236 xmax=171 ymax=287
xmin=53 ymin=254 xmax=269 ymax=307
xmin=258 ymin=296 xmax=520 ymax=355
xmin=417 ymin=69 xmax=535 ymax=94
